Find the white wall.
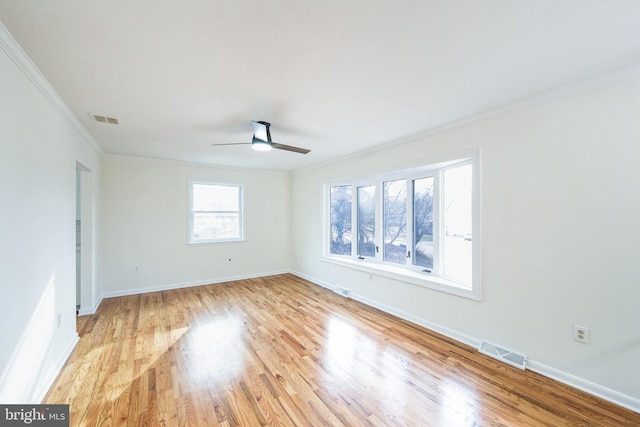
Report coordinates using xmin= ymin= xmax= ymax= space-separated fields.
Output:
xmin=100 ymin=156 xmax=290 ymax=295
xmin=0 ymin=25 xmax=102 ymax=402
xmin=291 ymin=73 xmax=640 ymax=407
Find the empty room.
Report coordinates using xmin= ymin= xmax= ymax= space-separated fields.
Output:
xmin=1 ymin=1 xmax=640 ymax=426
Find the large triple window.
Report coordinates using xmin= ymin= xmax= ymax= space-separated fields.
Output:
xmin=325 ymin=153 xmax=479 ymax=298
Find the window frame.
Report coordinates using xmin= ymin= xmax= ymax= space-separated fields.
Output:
xmin=188 ymin=180 xmax=245 ymax=244
xmin=328 ymin=184 xmax=353 ymax=256
xmin=409 ymin=172 xmax=438 ymax=274
xmin=356 ymin=182 xmax=377 ymax=260
xmin=322 ymin=149 xmax=481 ymax=300
xmin=382 ymin=178 xmax=408 ymax=265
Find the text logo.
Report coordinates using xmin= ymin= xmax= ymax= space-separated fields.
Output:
xmin=0 ymin=405 xmax=69 ymax=426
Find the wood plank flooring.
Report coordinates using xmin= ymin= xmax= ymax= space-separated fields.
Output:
xmin=45 ymin=274 xmax=640 ymax=426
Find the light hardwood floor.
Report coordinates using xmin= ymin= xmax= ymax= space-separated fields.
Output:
xmin=45 ymin=274 xmax=639 ymax=426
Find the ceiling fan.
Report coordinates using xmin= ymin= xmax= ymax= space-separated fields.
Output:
xmin=211 ymin=121 xmax=310 ymax=154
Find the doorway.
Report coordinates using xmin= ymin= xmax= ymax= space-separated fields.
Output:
xmin=76 ymin=162 xmax=94 ymax=316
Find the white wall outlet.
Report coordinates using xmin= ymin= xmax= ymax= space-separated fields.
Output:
xmin=57 ymin=313 xmax=62 ymax=328
xmin=133 ymin=266 xmax=140 ymax=274
xmin=573 ymin=325 xmax=589 ymax=344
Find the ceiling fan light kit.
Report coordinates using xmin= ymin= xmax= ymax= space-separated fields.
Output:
xmin=251 ymin=137 xmax=272 ymax=151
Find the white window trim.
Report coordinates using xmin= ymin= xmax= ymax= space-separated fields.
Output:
xmin=322 ymin=149 xmax=482 ymax=301
xmin=355 ymin=182 xmax=377 ymax=260
xmin=187 ymin=180 xmax=246 ymax=245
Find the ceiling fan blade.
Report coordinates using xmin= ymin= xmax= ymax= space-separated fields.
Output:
xmin=210 ymin=142 xmax=251 ymax=147
xmin=272 ymin=143 xmax=311 ymax=154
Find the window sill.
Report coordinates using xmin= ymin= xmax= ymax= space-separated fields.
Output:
xmin=322 ymin=256 xmax=480 ymax=301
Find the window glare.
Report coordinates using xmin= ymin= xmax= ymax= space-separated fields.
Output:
xmin=193 ymin=213 xmax=239 ymax=240
xmin=443 ymin=164 xmax=472 ymax=284
xmin=383 ymin=180 xmax=407 ymax=264
xmin=193 ymin=184 xmax=238 ymax=211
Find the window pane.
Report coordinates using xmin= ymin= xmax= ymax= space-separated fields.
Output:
xmin=383 ymin=180 xmax=407 ymax=264
xmin=443 ymin=164 xmax=472 ymax=284
xmin=357 ymin=186 xmax=376 ymax=257
xmin=413 ymin=177 xmax=434 ymax=269
xmin=330 ymin=185 xmax=352 ymax=255
xmin=193 ymin=184 xmax=239 ymax=211
xmin=193 ymin=213 xmax=240 ymax=240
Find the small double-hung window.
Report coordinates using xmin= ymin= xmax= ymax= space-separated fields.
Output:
xmin=325 ymin=151 xmax=479 ymax=299
xmin=188 ymin=181 xmax=244 ymax=243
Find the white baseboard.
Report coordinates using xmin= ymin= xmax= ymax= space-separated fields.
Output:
xmin=292 ymin=270 xmax=480 ymax=348
xmin=354 ymin=293 xmax=481 ymax=349
xmin=527 ymin=360 xmax=640 ymax=414
xmin=0 ymin=332 xmax=79 ymax=404
xmin=291 ymin=270 xmax=640 ymax=415
xmin=78 ymin=297 xmax=102 ymax=316
xmin=36 ymin=334 xmax=79 ymax=403
xmin=100 ymin=269 xmax=290 ymax=300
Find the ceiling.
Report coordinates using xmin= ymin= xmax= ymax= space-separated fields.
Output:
xmin=1 ymin=1 xmax=640 ymax=171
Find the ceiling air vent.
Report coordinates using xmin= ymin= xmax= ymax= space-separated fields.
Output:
xmin=89 ymin=113 xmax=119 ymax=125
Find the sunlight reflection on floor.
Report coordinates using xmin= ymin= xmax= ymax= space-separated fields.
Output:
xmin=438 ymin=378 xmax=478 ymax=426
xmin=323 ymin=315 xmax=480 ymax=425
xmin=186 ymin=317 xmax=245 ymax=387
xmin=108 ymin=326 xmax=188 ymax=401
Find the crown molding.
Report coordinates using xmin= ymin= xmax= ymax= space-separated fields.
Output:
xmin=0 ymin=21 xmax=103 ymax=155
xmin=103 ymin=152 xmax=291 ymax=176
xmin=293 ymin=62 xmax=640 ymax=175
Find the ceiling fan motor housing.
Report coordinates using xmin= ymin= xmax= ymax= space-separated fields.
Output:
xmin=252 ymin=121 xmax=272 ymax=142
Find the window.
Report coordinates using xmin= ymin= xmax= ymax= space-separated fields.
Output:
xmin=329 ymin=185 xmax=351 ymax=255
xmin=323 ymin=151 xmax=480 ymax=299
xmin=357 ymin=185 xmax=376 ymax=258
xmin=383 ymin=179 xmax=407 ymax=264
xmin=413 ymin=176 xmax=434 ymax=269
xmin=188 ymin=181 xmax=244 ymax=243
xmin=443 ymin=164 xmax=472 ymax=284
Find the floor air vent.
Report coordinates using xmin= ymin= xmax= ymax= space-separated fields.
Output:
xmin=478 ymin=340 xmax=527 ymax=370
xmin=334 ymin=286 xmax=351 ymax=297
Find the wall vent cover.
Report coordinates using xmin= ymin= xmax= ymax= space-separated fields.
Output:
xmin=478 ymin=340 xmax=527 ymax=370
xmin=89 ymin=113 xmax=119 ymax=125
xmin=334 ymin=286 xmax=351 ymax=298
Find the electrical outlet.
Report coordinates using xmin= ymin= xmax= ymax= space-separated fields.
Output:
xmin=57 ymin=313 xmax=62 ymax=328
xmin=133 ymin=266 xmax=140 ymax=274
xmin=573 ymin=325 xmax=589 ymax=344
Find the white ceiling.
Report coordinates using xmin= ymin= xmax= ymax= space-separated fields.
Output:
xmin=1 ymin=1 xmax=640 ymax=171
